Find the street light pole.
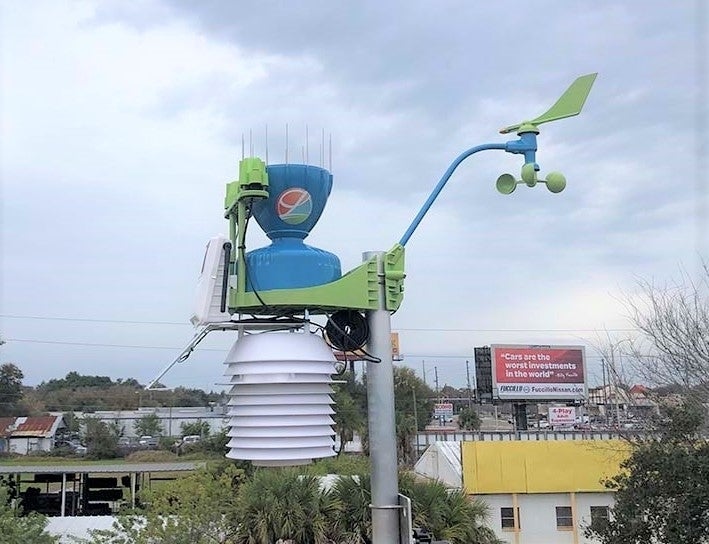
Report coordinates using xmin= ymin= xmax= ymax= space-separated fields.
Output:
xmin=364 ymin=251 xmax=400 ymax=544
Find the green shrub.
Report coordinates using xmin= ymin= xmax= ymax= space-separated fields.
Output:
xmin=125 ymin=450 xmax=178 ymax=463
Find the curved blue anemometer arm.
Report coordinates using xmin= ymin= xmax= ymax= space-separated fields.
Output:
xmin=399 ymin=133 xmax=538 ymax=246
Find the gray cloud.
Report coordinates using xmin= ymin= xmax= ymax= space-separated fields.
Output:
xmin=1 ymin=1 xmax=705 ymax=391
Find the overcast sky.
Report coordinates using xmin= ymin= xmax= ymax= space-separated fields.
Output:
xmin=1 ymin=1 xmax=707 ymax=393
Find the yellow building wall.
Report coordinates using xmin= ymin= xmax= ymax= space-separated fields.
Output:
xmin=462 ymin=440 xmax=632 ymax=494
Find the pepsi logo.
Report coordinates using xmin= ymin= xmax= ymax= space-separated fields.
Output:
xmin=276 ymin=188 xmax=313 ymax=225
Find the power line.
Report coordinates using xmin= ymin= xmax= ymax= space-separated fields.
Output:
xmin=1 ymin=313 xmax=638 ymax=333
xmin=4 ymin=338 xmax=226 ymax=352
xmin=5 ymin=338 xmax=619 ymax=361
xmin=0 ymin=314 xmax=189 ymax=326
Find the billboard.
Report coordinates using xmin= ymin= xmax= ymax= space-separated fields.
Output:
xmin=491 ymin=345 xmax=586 ymax=401
xmin=549 ymin=406 xmax=577 ymax=427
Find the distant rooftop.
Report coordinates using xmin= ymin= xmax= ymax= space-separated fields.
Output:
xmin=0 ymin=461 xmax=205 ymax=474
xmin=0 ymin=415 xmax=64 ymax=438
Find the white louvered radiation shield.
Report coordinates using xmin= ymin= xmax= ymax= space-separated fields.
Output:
xmin=224 ymin=331 xmax=337 ymax=466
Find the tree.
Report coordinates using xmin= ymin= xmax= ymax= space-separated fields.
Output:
xmin=63 ymin=411 xmax=81 ymax=435
xmin=585 ymin=266 xmax=709 ymax=543
xmin=393 ymin=366 xmax=435 ymax=463
xmin=180 ymin=420 xmax=211 ymax=438
xmin=0 ymin=487 xmax=58 ymax=544
xmin=39 ymin=371 xmax=113 ymax=391
xmin=334 ymin=473 xmax=501 ymax=544
xmin=234 ymin=469 xmax=342 ymax=543
xmin=359 ymin=367 xmax=434 ymax=462
xmin=458 ymin=407 xmax=481 ymax=431
xmin=0 ymin=363 xmax=25 ymax=415
xmin=399 ymin=475 xmax=502 ymax=544
xmin=333 ymin=385 xmax=364 ymax=455
xmin=620 ymin=264 xmax=709 ymax=397
xmin=396 ymin=412 xmax=417 ymax=465
xmin=133 ymin=413 xmax=163 ymax=437
xmin=586 ymin=403 xmax=709 ymax=544
xmin=332 ymin=474 xmax=372 ymax=543
xmin=393 ymin=366 xmax=435 ymax=431
xmin=89 ymin=465 xmax=244 ymax=544
xmin=200 ymin=428 xmax=229 ymax=455
xmin=83 ymin=416 xmax=120 ymax=459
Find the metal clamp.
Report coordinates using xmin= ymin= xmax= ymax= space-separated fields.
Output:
xmin=368 ymin=503 xmax=404 ymax=510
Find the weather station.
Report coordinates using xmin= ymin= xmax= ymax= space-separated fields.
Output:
xmin=147 ymin=73 xmax=597 ymax=544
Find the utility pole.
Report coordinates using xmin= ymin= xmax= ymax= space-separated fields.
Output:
xmin=609 ymin=345 xmax=622 ymax=430
xmin=422 ymin=360 xmax=427 ymax=388
xmin=465 ymin=360 xmax=473 ymax=409
xmin=601 ymin=358 xmax=609 ymax=426
xmin=434 ymin=366 xmax=439 ymax=397
xmin=412 ymin=387 xmax=419 ymax=456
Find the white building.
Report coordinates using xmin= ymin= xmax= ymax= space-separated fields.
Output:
xmin=415 ymin=438 xmax=630 ymax=544
xmin=0 ymin=416 xmax=65 ymax=454
xmin=87 ymin=406 xmax=229 ymax=438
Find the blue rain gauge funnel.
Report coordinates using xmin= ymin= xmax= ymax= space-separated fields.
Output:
xmin=246 ymin=164 xmax=341 ymax=291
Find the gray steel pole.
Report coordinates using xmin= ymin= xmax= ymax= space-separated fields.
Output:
xmin=363 ymin=251 xmax=400 ymax=543
xmin=609 ymin=346 xmax=621 ymax=430
xmin=466 ymin=360 xmax=472 ymax=410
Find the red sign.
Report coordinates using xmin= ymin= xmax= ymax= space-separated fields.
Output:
xmin=434 ymin=403 xmax=454 ymax=416
xmin=491 ymin=345 xmax=586 ymax=400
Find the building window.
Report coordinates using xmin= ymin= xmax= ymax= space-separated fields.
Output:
xmin=590 ymin=505 xmax=610 ymax=526
xmin=501 ymin=507 xmax=520 ymax=530
xmin=556 ymin=506 xmax=573 ymax=529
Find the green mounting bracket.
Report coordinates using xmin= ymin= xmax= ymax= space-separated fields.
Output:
xmin=228 ymin=244 xmax=405 ymax=315
xmin=224 ymin=157 xmax=269 ymax=216
xmin=384 ymin=243 xmax=405 ymax=311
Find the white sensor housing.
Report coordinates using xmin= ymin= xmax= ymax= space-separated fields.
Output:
xmin=224 ymin=331 xmax=337 ymax=466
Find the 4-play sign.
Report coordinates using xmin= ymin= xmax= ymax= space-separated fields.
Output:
xmin=549 ymin=406 xmax=577 ymax=427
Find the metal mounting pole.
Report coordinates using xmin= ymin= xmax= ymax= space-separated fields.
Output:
xmin=364 ymin=251 xmax=400 ymax=543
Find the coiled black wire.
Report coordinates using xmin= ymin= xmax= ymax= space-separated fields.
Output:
xmin=325 ymin=310 xmax=369 ymax=351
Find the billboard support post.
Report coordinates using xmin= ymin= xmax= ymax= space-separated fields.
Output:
xmin=513 ymin=403 xmax=528 ymax=431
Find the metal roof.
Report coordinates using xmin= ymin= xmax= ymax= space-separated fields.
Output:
xmin=0 ymin=461 xmax=205 ymax=474
xmin=13 ymin=416 xmax=63 ymax=437
xmin=0 ymin=417 xmax=15 ymax=434
xmin=0 ymin=416 xmax=64 ymax=438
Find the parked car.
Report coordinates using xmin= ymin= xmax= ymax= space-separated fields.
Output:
xmin=138 ymin=435 xmax=158 ymax=448
xmin=181 ymin=435 xmax=201 ymax=445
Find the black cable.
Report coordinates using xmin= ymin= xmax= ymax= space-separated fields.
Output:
xmin=240 ymin=198 xmax=273 ymax=313
xmin=325 ymin=310 xmax=369 ymax=351
xmin=321 ymin=312 xmax=381 ymax=363
xmin=220 ymin=242 xmax=232 ymax=313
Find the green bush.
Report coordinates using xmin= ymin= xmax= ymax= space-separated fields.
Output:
xmin=125 ymin=450 xmax=178 ymax=463
xmin=304 ymin=454 xmax=370 ymax=476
